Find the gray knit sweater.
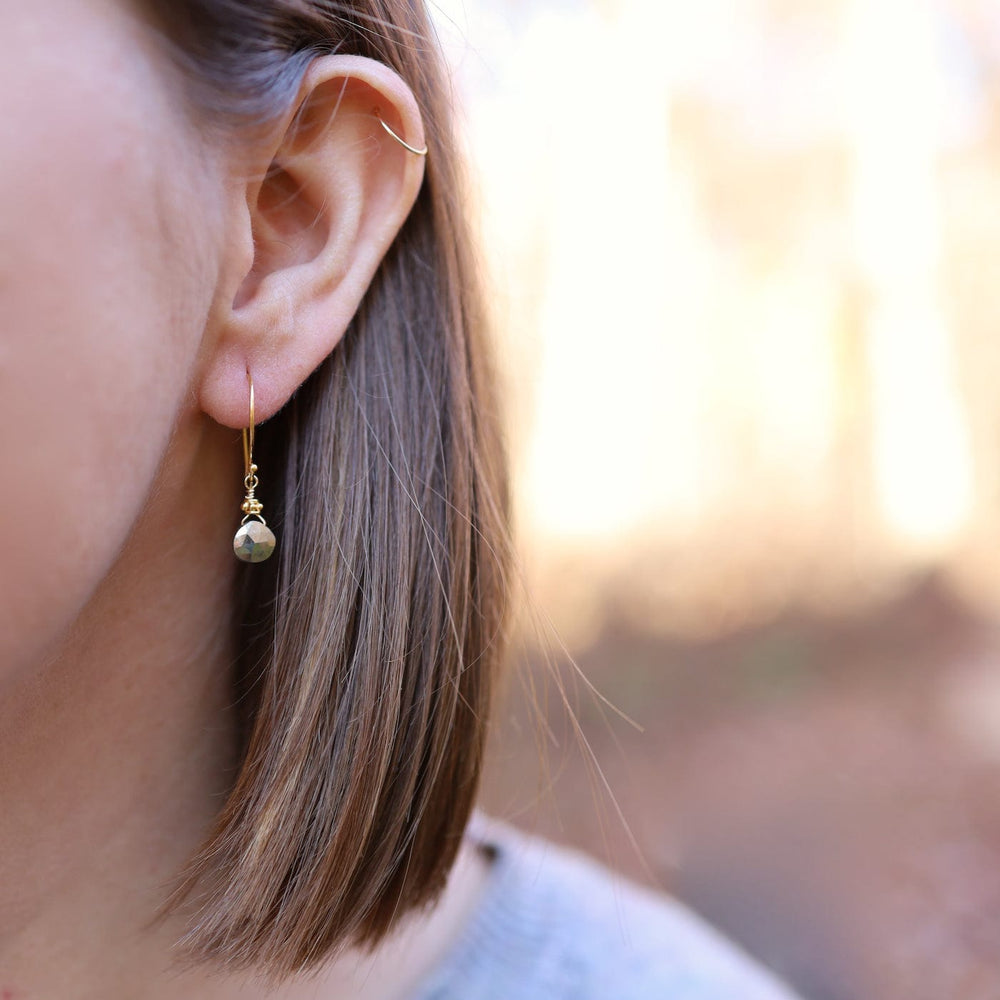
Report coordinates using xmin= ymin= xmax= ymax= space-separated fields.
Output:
xmin=411 ymin=815 xmax=804 ymax=1000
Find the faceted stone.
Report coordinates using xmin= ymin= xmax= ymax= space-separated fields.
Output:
xmin=233 ymin=520 xmax=276 ymax=563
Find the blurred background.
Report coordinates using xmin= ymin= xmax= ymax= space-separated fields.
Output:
xmin=432 ymin=1 xmax=1000 ymax=998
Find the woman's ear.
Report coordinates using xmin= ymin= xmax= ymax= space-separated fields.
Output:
xmin=197 ymin=54 xmax=427 ymax=427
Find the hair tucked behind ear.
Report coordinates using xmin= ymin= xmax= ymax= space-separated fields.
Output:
xmin=137 ymin=0 xmax=513 ymax=978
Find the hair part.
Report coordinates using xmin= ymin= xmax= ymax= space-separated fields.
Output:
xmin=134 ymin=0 xmax=513 ymax=979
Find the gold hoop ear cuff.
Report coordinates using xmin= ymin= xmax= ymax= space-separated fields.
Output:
xmin=373 ymin=108 xmax=428 ymax=157
xmin=233 ymin=367 xmax=277 ymax=563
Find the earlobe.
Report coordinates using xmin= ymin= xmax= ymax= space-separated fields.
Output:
xmin=198 ymin=54 xmax=427 ymax=430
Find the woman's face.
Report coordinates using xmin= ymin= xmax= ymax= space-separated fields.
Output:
xmin=0 ymin=0 xmax=228 ymax=680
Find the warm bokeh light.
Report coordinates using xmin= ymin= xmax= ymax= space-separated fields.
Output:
xmin=434 ymin=2 xmax=1000 ymax=998
xmin=433 ymin=0 xmax=1000 ymax=641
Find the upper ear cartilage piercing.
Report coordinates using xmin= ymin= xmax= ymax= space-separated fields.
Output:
xmin=373 ymin=107 xmax=428 ymax=157
xmin=233 ymin=369 xmax=276 ymax=563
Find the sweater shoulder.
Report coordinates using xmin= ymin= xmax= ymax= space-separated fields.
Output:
xmin=412 ymin=815 xmax=802 ymax=1000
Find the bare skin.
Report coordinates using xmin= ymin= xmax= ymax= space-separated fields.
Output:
xmin=0 ymin=0 xmax=491 ymax=996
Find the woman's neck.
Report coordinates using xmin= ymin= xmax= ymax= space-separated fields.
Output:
xmin=0 ymin=411 xmax=244 ymax=995
xmin=0 ymin=411 xmax=491 ymax=999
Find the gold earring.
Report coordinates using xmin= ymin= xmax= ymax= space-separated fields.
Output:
xmin=373 ymin=107 xmax=428 ymax=157
xmin=233 ymin=368 xmax=276 ymax=563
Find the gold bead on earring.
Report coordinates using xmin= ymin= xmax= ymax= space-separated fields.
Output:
xmin=233 ymin=367 xmax=276 ymax=563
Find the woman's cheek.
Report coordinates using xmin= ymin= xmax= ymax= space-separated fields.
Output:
xmin=0 ymin=5 xmax=218 ymax=681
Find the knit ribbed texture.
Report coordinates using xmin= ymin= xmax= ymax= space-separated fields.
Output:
xmin=410 ymin=814 xmax=804 ymax=1000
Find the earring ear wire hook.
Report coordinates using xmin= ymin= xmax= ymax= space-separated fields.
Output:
xmin=242 ymin=367 xmax=255 ymax=479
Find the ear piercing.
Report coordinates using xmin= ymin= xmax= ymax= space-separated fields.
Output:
xmin=373 ymin=108 xmax=428 ymax=157
xmin=233 ymin=367 xmax=276 ymax=563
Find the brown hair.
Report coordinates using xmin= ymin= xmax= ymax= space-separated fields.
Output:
xmin=135 ymin=0 xmax=513 ymax=979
